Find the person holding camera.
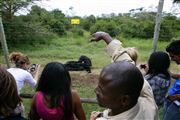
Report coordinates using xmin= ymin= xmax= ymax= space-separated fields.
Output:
xmin=140 ymin=51 xmax=171 ymax=108
xmin=7 ymin=52 xmax=40 ymax=94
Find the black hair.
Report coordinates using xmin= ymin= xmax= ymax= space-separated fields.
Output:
xmin=36 ymin=62 xmax=73 ymax=120
xmin=146 ymin=51 xmax=170 ymax=78
xmin=166 ymin=40 xmax=180 ymax=55
xmin=104 ymin=61 xmax=144 ymax=105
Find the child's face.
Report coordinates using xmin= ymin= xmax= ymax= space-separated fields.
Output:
xmin=169 ymin=53 xmax=180 ymax=64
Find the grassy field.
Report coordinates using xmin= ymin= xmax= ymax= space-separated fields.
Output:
xmin=1 ymin=32 xmax=179 ymax=119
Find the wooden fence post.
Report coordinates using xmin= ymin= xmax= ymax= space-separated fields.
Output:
xmin=0 ymin=16 xmax=10 ymax=68
xmin=152 ymin=0 xmax=164 ymax=52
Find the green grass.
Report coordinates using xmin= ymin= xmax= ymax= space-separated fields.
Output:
xmin=1 ymin=34 xmax=170 ymax=68
xmin=1 ymin=32 xmax=179 ymax=119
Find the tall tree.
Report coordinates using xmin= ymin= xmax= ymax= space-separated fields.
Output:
xmin=1 ymin=0 xmax=40 ymax=20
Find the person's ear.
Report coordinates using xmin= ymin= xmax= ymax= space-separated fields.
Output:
xmin=119 ymin=95 xmax=131 ymax=107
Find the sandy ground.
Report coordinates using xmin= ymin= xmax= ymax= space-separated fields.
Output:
xmin=70 ymin=69 xmax=101 ymax=86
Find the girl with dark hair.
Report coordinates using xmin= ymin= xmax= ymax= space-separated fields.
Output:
xmin=7 ymin=52 xmax=40 ymax=94
xmin=29 ymin=62 xmax=86 ymax=120
xmin=142 ymin=51 xmax=171 ymax=108
xmin=0 ymin=67 xmax=26 ymax=120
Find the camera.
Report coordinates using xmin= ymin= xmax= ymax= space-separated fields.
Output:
xmin=29 ymin=64 xmax=38 ymax=72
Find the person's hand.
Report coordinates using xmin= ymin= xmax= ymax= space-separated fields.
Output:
xmin=90 ymin=31 xmax=107 ymax=42
xmin=167 ymin=94 xmax=180 ymax=101
xmin=90 ymin=111 xmax=103 ymax=120
xmin=140 ymin=64 xmax=149 ymax=73
xmin=29 ymin=64 xmax=40 ymax=78
xmin=90 ymin=31 xmax=113 ymax=44
xmin=140 ymin=64 xmax=147 ymax=69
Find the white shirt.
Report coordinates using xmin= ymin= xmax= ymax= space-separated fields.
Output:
xmin=7 ymin=68 xmax=36 ymax=94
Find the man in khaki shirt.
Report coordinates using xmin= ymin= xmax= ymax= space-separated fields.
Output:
xmin=90 ymin=31 xmax=159 ymax=120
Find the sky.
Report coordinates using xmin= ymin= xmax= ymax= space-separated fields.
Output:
xmin=36 ymin=0 xmax=179 ymax=17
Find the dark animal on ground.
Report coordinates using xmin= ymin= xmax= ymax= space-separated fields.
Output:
xmin=64 ymin=55 xmax=92 ymax=73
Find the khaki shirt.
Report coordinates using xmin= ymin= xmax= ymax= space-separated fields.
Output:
xmin=106 ymin=39 xmax=135 ymax=64
xmin=97 ymin=40 xmax=159 ymax=120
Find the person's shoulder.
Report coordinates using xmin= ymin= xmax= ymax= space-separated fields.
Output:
xmin=7 ymin=67 xmax=13 ymax=70
xmin=145 ymin=74 xmax=168 ymax=81
xmin=35 ymin=91 xmax=43 ymax=98
xmin=7 ymin=68 xmax=29 ymax=75
xmin=7 ymin=67 xmax=17 ymax=72
xmin=72 ymin=90 xmax=79 ymax=99
xmin=10 ymin=68 xmax=29 ymax=74
xmin=18 ymin=69 xmax=32 ymax=76
xmin=71 ymin=90 xmax=81 ymax=104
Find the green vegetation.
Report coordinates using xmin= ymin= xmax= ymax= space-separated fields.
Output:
xmin=1 ymin=32 xmax=171 ymax=67
xmin=1 ymin=1 xmax=180 ymax=46
xmin=1 ymin=1 xmax=180 ymax=119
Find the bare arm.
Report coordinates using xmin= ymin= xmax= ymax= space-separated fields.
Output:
xmin=170 ymin=72 xmax=180 ymax=79
xmin=167 ymin=94 xmax=180 ymax=101
xmin=72 ymin=90 xmax=86 ymax=120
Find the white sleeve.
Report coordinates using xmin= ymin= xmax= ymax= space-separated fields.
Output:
xmin=25 ymin=72 xmax=37 ymax=87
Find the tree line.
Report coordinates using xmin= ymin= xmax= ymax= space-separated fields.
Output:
xmin=1 ymin=0 xmax=180 ymax=46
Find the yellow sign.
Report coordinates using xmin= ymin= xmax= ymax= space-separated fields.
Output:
xmin=71 ymin=19 xmax=80 ymax=25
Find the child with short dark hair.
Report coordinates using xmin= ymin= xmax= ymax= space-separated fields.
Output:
xmin=143 ymin=51 xmax=171 ymax=108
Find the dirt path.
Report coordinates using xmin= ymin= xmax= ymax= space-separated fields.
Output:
xmin=70 ymin=69 xmax=101 ymax=86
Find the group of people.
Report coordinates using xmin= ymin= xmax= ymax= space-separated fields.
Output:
xmin=90 ymin=32 xmax=180 ymax=120
xmin=0 ymin=53 xmax=86 ymax=120
xmin=0 ymin=31 xmax=180 ymax=120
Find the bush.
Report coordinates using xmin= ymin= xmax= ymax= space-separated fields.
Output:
xmin=3 ymin=18 xmax=57 ymax=47
xmin=90 ymin=20 xmax=120 ymax=37
xmin=70 ymin=27 xmax=84 ymax=36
